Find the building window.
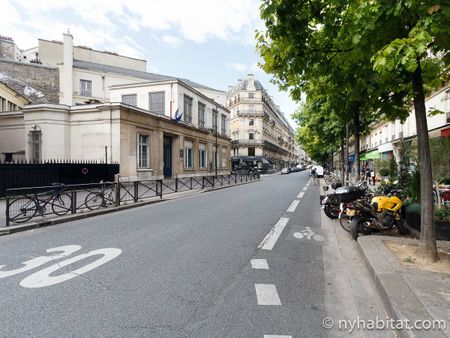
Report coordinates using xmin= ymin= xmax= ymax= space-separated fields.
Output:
xmin=212 ymin=109 xmax=218 ymax=130
xmin=4 ymin=153 xmax=13 ymax=162
xmin=447 ymin=111 xmax=450 ymax=123
xmin=248 ymin=147 xmax=255 ymax=156
xmin=122 ymin=94 xmax=137 ymax=106
xmin=149 ymin=91 xmax=165 ymax=114
xmin=221 ymin=114 xmax=227 ymax=135
xmin=249 ymin=133 xmax=254 ymax=140
xmin=80 ymin=80 xmax=92 ymax=96
xmin=137 ymin=134 xmax=149 ymax=168
xmin=249 ymin=118 xmax=254 ymax=126
xmin=184 ymin=140 xmax=193 ymax=168
xmin=29 ymin=130 xmax=42 ymax=161
xmin=248 ymin=92 xmax=254 ymax=99
xmin=199 ymin=143 xmax=207 ymax=168
xmin=221 ymin=147 xmax=227 ymax=168
xmin=198 ymin=102 xmax=205 ymax=128
xmin=184 ymin=95 xmax=193 ymax=123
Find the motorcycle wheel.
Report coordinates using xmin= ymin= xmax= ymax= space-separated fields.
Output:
xmin=339 ymin=213 xmax=352 ymax=232
xmin=396 ymin=218 xmax=409 ymax=236
xmin=350 ymin=216 xmax=366 ymax=241
xmin=324 ymin=204 xmax=339 ymax=219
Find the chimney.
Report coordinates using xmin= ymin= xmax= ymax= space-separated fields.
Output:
xmin=61 ymin=30 xmax=73 ymax=105
xmin=247 ymin=73 xmax=254 ymax=80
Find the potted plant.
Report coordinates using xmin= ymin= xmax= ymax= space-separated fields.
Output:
xmin=435 ymin=206 xmax=450 ymax=240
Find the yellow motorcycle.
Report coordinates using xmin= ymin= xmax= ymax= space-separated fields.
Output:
xmin=350 ymin=191 xmax=408 ymax=240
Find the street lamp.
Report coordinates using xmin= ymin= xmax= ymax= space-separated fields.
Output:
xmin=214 ymin=105 xmax=218 ymax=178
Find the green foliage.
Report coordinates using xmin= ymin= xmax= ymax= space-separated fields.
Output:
xmin=379 ymin=168 xmax=390 ymax=177
xmin=389 ymin=158 xmax=398 ymax=182
xmin=429 ymin=137 xmax=450 ymax=181
xmin=397 ymin=141 xmax=412 ymax=188
xmin=408 ymin=170 xmax=421 ymax=203
xmin=440 ymin=178 xmax=450 ymax=185
xmin=434 ymin=206 xmax=450 ymax=222
xmin=257 ymin=0 xmax=450 ymax=255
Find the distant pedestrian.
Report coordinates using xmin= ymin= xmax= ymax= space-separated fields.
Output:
xmin=371 ymin=169 xmax=376 ymax=185
xmin=365 ymin=166 xmax=371 ymax=183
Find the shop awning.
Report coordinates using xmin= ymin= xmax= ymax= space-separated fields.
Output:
xmin=360 ymin=150 xmax=381 ymax=160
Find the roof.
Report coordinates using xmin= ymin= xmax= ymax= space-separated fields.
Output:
xmin=73 ymin=60 xmax=225 ymax=93
xmin=0 ymin=73 xmax=48 ymax=104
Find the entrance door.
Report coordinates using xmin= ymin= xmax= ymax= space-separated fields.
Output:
xmin=163 ymin=136 xmax=172 ymax=178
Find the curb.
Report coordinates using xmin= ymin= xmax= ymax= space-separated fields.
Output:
xmin=0 ymin=179 xmax=260 ymax=236
xmin=203 ymin=178 xmax=260 ymax=193
xmin=356 ymin=236 xmax=446 ymax=338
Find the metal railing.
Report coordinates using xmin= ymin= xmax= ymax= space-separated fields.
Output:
xmin=5 ymin=173 xmax=260 ymax=226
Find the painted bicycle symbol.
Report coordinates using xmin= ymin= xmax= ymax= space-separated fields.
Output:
xmin=293 ymin=227 xmax=324 ymax=242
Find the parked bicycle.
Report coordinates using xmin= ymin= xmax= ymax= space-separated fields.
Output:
xmin=84 ymin=182 xmax=115 ymax=210
xmin=8 ymin=183 xmax=72 ymax=223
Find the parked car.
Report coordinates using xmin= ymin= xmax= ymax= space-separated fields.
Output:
xmin=281 ymin=167 xmax=291 ymax=174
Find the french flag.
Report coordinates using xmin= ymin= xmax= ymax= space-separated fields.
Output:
xmin=173 ymin=108 xmax=183 ymax=123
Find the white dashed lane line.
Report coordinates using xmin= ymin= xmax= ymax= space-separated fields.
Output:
xmin=264 ymin=336 xmax=293 ymax=338
xmin=251 ymin=259 xmax=269 ymax=270
xmin=286 ymin=200 xmax=299 ymax=213
xmin=297 ymin=191 xmax=305 ymax=199
xmin=302 ymin=186 xmax=308 ymax=191
xmin=255 ymin=284 xmax=281 ymax=305
xmin=258 ymin=217 xmax=289 ymax=251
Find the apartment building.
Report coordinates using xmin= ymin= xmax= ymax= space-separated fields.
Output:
xmin=359 ymin=85 xmax=450 ymax=165
xmin=226 ymin=74 xmax=298 ymax=172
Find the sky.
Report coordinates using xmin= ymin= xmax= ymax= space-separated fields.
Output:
xmin=0 ymin=0 xmax=300 ymax=128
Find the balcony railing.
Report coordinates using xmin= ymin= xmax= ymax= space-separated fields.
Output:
xmin=231 ymin=139 xmax=265 ymax=146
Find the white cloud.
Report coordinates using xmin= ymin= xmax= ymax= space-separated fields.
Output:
xmin=161 ymin=35 xmax=182 ymax=48
xmin=3 ymin=0 xmax=262 ymax=52
xmin=226 ymin=62 xmax=248 ymax=72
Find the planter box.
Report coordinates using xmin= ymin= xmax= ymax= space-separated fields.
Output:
xmin=405 ymin=205 xmax=450 ymax=240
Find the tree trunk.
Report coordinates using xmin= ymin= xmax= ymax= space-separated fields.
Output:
xmin=412 ymin=60 xmax=438 ymax=262
xmin=340 ymin=139 xmax=345 ymax=185
xmin=354 ymin=112 xmax=361 ymax=181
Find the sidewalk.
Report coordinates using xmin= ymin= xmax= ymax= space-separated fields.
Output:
xmin=321 ymin=179 xmax=449 ymax=337
xmin=358 ymin=236 xmax=450 ymax=337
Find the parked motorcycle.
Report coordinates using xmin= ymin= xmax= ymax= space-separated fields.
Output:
xmin=320 ymin=186 xmax=340 ymax=219
xmin=349 ymin=190 xmax=408 ymax=240
xmin=321 ymin=183 xmax=367 ymax=220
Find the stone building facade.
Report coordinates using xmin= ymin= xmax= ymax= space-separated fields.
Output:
xmin=227 ymin=74 xmax=298 ymax=171
xmin=0 ymin=32 xmax=231 ymax=178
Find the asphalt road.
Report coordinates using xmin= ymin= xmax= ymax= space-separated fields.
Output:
xmin=0 ymin=171 xmax=387 ymax=337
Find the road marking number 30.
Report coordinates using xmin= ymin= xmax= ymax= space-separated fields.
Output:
xmin=0 ymin=245 xmax=121 ymax=288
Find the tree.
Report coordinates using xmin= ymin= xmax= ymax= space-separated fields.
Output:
xmin=341 ymin=1 xmax=450 ymax=261
xmin=257 ymin=0 xmax=450 ymax=262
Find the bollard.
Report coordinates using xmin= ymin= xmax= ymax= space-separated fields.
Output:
xmin=71 ymin=190 xmax=77 ymax=214
xmin=5 ymin=195 xmax=10 ymax=227
xmin=133 ymin=181 xmax=139 ymax=203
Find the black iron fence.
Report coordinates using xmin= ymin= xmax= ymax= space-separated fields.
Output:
xmin=5 ymin=173 xmax=260 ymax=226
xmin=0 ymin=159 xmax=119 ymax=197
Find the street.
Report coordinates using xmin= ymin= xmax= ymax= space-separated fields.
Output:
xmin=0 ymin=172 xmax=389 ymax=338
